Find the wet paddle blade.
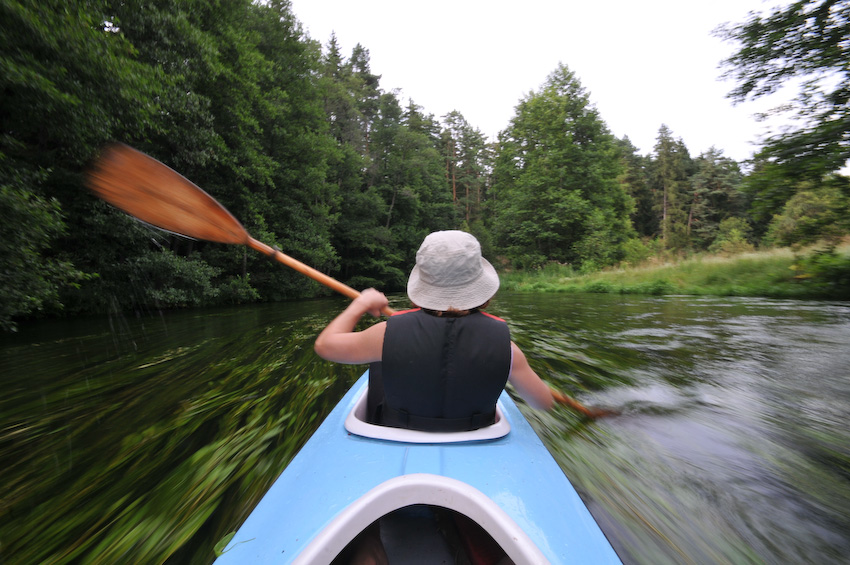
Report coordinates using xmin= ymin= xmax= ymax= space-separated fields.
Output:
xmin=86 ymin=143 xmax=249 ymax=245
xmin=550 ymin=387 xmax=617 ymax=419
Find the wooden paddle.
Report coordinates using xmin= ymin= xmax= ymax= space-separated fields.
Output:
xmin=86 ymin=143 xmax=609 ymax=418
xmin=549 ymin=388 xmax=617 ymax=418
xmin=86 ymin=143 xmax=393 ymax=316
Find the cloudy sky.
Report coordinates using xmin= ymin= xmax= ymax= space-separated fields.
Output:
xmin=289 ymin=0 xmax=792 ymax=163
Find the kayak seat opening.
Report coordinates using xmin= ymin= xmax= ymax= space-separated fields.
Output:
xmin=295 ymin=474 xmax=547 ymax=564
xmin=331 ymin=504 xmax=515 ymax=565
xmin=344 ymin=386 xmax=510 ymax=443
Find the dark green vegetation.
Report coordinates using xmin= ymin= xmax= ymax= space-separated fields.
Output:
xmin=0 ymin=301 xmax=364 ymax=563
xmin=3 ymin=0 xmax=850 ymax=331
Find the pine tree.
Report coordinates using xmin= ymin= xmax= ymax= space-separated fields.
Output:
xmin=441 ymin=111 xmax=491 ymax=226
xmin=616 ymin=137 xmax=655 ymax=238
xmin=689 ymin=148 xmax=745 ymax=249
xmin=650 ymin=125 xmax=694 ymax=250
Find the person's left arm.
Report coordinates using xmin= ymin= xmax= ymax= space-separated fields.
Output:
xmin=314 ymin=289 xmax=388 ymax=364
xmin=508 ymin=342 xmax=555 ymax=410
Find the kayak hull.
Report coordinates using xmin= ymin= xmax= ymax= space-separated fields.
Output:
xmin=215 ymin=373 xmax=620 ymax=564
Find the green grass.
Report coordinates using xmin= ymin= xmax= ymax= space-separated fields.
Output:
xmin=500 ymin=245 xmax=850 ymax=300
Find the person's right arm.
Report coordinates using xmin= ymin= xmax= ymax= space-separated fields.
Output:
xmin=313 ymin=289 xmax=388 ymax=365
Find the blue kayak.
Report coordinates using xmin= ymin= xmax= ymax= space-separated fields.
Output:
xmin=214 ymin=372 xmax=621 ymax=564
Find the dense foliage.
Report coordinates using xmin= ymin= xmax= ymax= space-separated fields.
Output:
xmin=718 ymin=0 xmax=850 ymax=177
xmin=2 ymin=0 xmax=849 ymax=331
xmin=718 ymin=0 xmax=850 ymax=243
xmin=491 ymin=64 xmax=634 ymax=270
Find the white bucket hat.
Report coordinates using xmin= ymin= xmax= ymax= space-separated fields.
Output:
xmin=407 ymin=231 xmax=500 ymax=311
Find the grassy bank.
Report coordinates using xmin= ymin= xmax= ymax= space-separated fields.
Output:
xmin=500 ymin=245 xmax=850 ymax=300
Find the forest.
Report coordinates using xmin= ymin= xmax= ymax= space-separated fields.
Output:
xmin=2 ymin=0 xmax=849 ymax=331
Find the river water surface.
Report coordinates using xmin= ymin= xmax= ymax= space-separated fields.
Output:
xmin=1 ymin=293 xmax=849 ymax=564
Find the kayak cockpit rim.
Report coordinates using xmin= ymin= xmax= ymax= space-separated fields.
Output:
xmin=292 ymin=473 xmax=549 ymax=565
xmin=344 ymin=384 xmax=510 ymax=443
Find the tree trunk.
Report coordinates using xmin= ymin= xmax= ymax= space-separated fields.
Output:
xmin=451 ymin=140 xmax=457 ymax=203
xmin=386 ymin=188 xmax=396 ymax=229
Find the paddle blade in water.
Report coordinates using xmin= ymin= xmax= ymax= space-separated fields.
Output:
xmin=550 ymin=387 xmax=617 ymax=419
xmin=86 ymin=143 xmax=249 ymax=245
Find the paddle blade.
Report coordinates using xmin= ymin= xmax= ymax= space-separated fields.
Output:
xmin=86 ymin=144 xmax=249 ymax=245
xmin=550 ymin=387 xmax=618 ymax=419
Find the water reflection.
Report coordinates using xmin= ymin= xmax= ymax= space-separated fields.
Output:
xmin=1 ymin=295 xmax=849 ymax=564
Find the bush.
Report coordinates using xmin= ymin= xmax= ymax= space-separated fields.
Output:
xmin=578 ymin=260 xmax=600 ymax=275
xmin=620 ymin=238 xmax=654 ymax=266
xmin=794 ymin=247 xmax=850 ymax=299
xmin=582 ymin=280 xmax=615 ymax=293
xmin=0 ymin=175 xmax=86 ymax=331
xmin=507 ymin=250 xmax=549 ymax=271
xmin=217 ymin=275 xmax=261 ymax=305
xmin=764 ymin=188 xmax=850 ymax=247
xmin=128 ymin=250 xmax=222 ymax=308
xmin=629 ymin=279 xmax=676 ymax=295
xmin=540 ymin=262 xmax=575 ymax=278
xmin=709 ymin=218 xmax=755 ymax=255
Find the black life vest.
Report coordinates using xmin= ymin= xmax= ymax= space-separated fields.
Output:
xmin=368 ymin=308 xmax=511 ymax=432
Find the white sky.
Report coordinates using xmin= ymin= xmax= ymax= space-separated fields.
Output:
xmin=289 ymin=0 xmax=792 ymax=163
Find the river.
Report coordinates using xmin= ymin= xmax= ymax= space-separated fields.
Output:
xmin=1 ymin=293 xmax=848 ymax=564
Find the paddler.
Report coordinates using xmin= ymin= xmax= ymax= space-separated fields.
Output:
xmin=315 ymin=230 xmax=554 ymax=433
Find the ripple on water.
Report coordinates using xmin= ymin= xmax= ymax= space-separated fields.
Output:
xmin=2 ymin=294 xmax=850 ymax=564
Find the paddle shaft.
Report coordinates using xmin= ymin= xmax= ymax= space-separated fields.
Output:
xmin=88 ymin=144 xmax=606 ymax=416
xmin=247 ymin=238 xmax=394 ymax=315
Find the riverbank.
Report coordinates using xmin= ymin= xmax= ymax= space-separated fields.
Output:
xmin=501 ymin=244 xmax=850 ymax=300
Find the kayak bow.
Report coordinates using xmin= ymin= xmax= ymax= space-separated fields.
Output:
xmin=214 ymin=372 xmax=620 ymax=564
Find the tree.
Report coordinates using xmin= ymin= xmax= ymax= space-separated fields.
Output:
xmin=719 ymin=0 xmax=850 ymax=176
xmin=0 ymin=0 xmax=346 ymax=321
xmin=321 ymin=33 xmax=366 ymax=148
xmin=616 ymin=137 xmax=656 ymax=238
xmin=243 ymin=1 xmax=340 ymax=300
xmin=0 ymin=0 xmax=161 ymax=318
xmin=442 ymin=111 xmax=491 ymax=226
xmin=349 ymin=43 xmax=382 ymax=158
xmin=369 ymin=91 xmax=452 ymax=287
xmin=103 ymin=0 xmax=339 ymax=303
xmin=319 ymin=37 xmax=386 ymax=287
xmin=689 ymin=148 xmax=745 ymax=249
xmin=649 ymin=125 xmax=694 ymax=250
xmin=492 ymin=63 xmax=633 ymax=269
xmin=320 ymin=43 xmax=453 ymax=291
